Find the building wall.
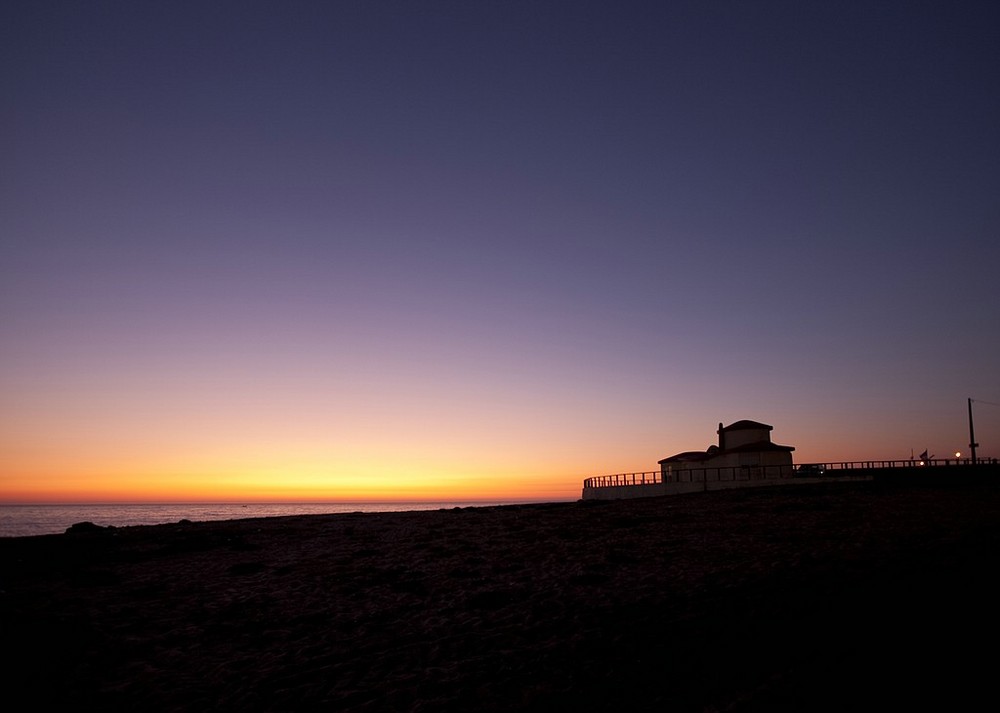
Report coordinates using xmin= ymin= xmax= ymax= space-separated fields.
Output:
xmin=661 ymin=450 xmax=793 ymax=479
xmin=713 ymin=450 xmax=793 ymax=470
xmin=721 ymin=425 xmax=770 ymax=449
xmin=581 ymin=473 xmax=874 ymax=500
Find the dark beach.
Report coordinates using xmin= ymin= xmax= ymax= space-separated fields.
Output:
xmin=2 ymin=479 xmax=999 ymax=712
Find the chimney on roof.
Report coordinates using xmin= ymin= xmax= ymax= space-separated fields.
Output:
xmin=718 ymin=422 xmax=725 ymax=450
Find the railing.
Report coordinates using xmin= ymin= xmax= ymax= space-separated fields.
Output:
xmin=582 ymin=459 xmax=992 ymax=490
xmin=584 ymin=471 xmax=664 ymax=489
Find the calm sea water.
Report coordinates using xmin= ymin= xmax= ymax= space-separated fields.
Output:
xmin=0 ymin=501 xmax=549 ymax=538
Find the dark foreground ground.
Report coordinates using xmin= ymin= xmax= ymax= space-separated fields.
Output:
xmin=2 ymin=479 xmax=999 ymax=712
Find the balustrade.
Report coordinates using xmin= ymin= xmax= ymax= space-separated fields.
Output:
xmin=582 ymin=459 xmax=980 ymax=490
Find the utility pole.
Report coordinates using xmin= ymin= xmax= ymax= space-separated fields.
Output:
xmin=968 ymin=398 xmax=979 ymax=465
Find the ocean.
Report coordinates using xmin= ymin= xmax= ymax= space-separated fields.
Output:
xmin=0 ymin=500 xmax=549 ymax=538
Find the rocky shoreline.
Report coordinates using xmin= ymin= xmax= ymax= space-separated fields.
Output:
xmin=2 ymin=480 xmax=998 ymax=711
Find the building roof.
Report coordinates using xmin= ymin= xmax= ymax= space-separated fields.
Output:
xmin=658 ymin=419 xmax=795 ymax=464
xmin=657 ymin=440 xmax=794 ymax=464
xmin=657 ymin=450 xmax=714 ymax=465
xmin=720 ymin=420 xmax=773 ymax=432
xmin=724 ymin=440 xmax=795 ymax=453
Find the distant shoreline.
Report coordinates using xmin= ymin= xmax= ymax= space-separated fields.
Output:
xmin=0 ymin=499 xmax=570 ymax=538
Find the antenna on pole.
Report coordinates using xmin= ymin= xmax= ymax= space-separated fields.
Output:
xmin=968 ymin=398 xmax=979 ymax=465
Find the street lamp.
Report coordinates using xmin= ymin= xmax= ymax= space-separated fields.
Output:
xmin=969 ymin=398 xmax=979 ymax=465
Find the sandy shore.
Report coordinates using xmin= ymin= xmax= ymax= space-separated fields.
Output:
xmin=2 ymin=479 xmax=999 ymax=711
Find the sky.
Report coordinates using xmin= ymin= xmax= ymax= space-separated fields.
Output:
xmin=2 ymin=1 xmax=999 ymax=503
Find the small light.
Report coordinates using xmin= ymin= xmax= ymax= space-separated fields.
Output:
xmin=955 ymin=452 xmax=962 ymax=458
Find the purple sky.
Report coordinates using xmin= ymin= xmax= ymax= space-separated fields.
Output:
xmin=2 ymin=1 xmax=999 ymax=501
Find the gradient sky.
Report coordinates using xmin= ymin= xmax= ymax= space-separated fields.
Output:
xmin=3 ymin=1 xmax=999 ymax=503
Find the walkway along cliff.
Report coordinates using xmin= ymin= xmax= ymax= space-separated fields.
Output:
xmin=580 ymin=419 xmax=994 ymax=500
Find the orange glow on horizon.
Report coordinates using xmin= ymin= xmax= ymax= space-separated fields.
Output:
xmin=0 ymin=449 xmax=588 ymax=504
xmin=5 ymin=397 xmax=984 ymax=505
xmin=0 ymin=381 xmax=630 ymax=504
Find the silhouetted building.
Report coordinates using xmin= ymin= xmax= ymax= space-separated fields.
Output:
xmin=659 ymin=420 xmax=795 ymax=481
